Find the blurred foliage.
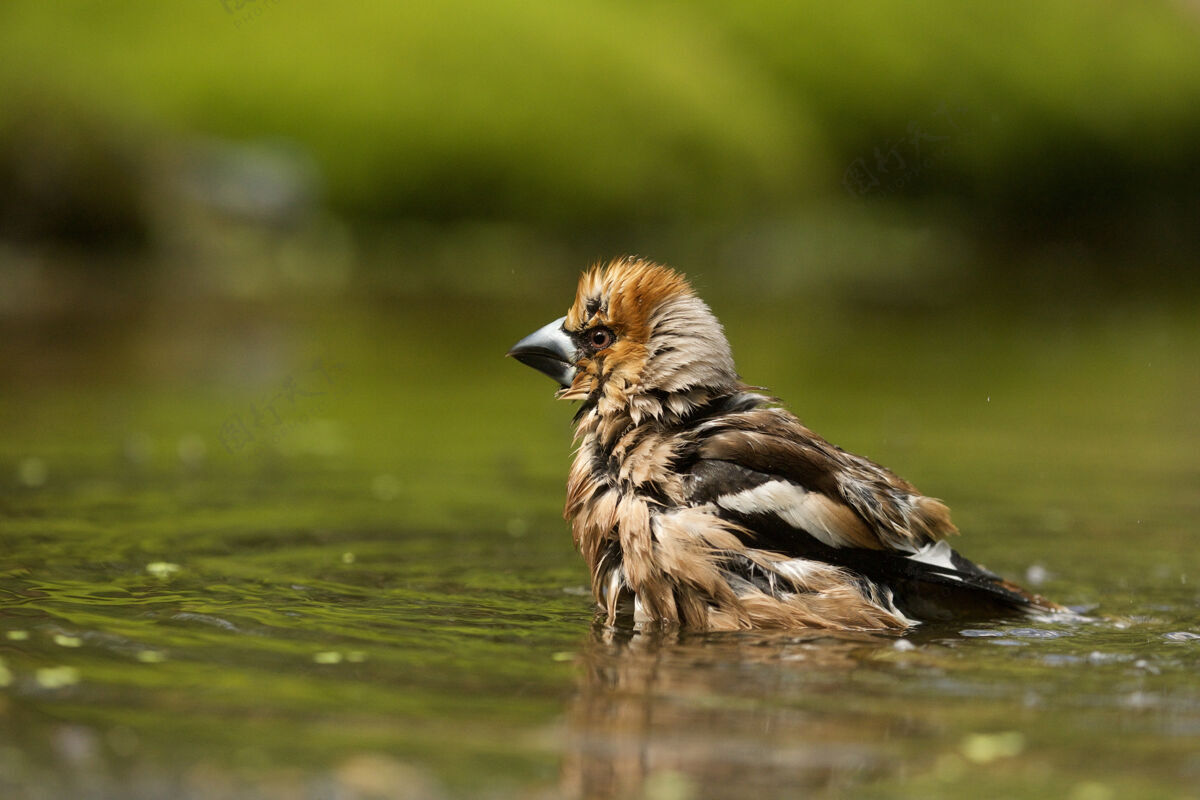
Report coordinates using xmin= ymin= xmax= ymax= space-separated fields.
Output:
xmin=1 ymin=0 xmax=1199 ymax=239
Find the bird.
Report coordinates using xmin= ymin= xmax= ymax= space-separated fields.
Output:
xmin=508 ymin=256 xmax=1063 ymax=631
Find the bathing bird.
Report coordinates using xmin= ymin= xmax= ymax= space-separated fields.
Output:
xmin=508 ymin=257 xmax=1061 ymax=630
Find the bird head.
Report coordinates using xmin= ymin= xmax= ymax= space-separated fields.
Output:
xmin=508 ymin=257 xmax=739 ymax=416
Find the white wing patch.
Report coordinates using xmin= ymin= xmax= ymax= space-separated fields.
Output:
xmin=905 ymin=540 xmax=962 ymax=580
xmin=772 ymin=557 xmax=836 ymax=586
xmin=715 ymin=480 xmax=856 ymax=549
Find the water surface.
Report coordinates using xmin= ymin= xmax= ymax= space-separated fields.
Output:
xmin=2 ymin=289 xmax=1198 ymax=798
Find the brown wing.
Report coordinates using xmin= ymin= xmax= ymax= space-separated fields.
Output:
xmin=692 ymin=407 xmax=957 ymax=552
xmin=681 ymin=404 xmax=1062 ymax=618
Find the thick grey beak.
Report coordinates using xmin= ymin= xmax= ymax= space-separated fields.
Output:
xmin=507 ymin=316 xmax=576 ymax=388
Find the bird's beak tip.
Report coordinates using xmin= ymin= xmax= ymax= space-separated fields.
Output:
xmin=508 ymin=316 xmax=576 ymax=388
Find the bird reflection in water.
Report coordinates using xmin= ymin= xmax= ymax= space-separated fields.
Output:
xmin=559 ymin=621 xmax=907 ymax=799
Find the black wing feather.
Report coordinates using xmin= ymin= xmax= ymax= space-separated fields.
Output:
xmin=722 ymin=508 xmax=1040 ymax=620
xmin=682 ymin=458 xmax=1042 ymax=620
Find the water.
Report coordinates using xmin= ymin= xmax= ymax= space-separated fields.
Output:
xmin=2 ymin=288 xmax=1198 ymax=799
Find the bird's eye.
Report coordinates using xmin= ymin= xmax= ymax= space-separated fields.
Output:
xmin=588 ymin=327 xmax=615 ymax=350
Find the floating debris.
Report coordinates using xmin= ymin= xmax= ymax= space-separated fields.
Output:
xmin=136 ymin=650 xmax=167 ymax=664
xmin=313 ymin=651 xmax=343 ymax=664
xmin=53 ymin=634 xmax=83 ymax=648
xmin=146 ymin=562 xmax=182 ymax=579
xmin=36 ymin=666 xmax=81 ymax=689
xmin=6 ymin=630 xmax=29 ymax=641
xmin=961 ymin=731 xmax=1025 ymax=764
xmin=1006 ymin=627 xmax=1069 ymax=640
xmin=1163 ymin=631 xmax=1200 ymax=642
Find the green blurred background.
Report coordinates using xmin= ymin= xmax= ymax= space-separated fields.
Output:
xmin=3 ymin=0 xmax=1200 ymax=297
xmin=3 ymin=4 xmax=1200 ymax=799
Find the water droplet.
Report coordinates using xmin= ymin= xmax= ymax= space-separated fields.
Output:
xmin=1025 ymin=564 xmax=1049 ymax=586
